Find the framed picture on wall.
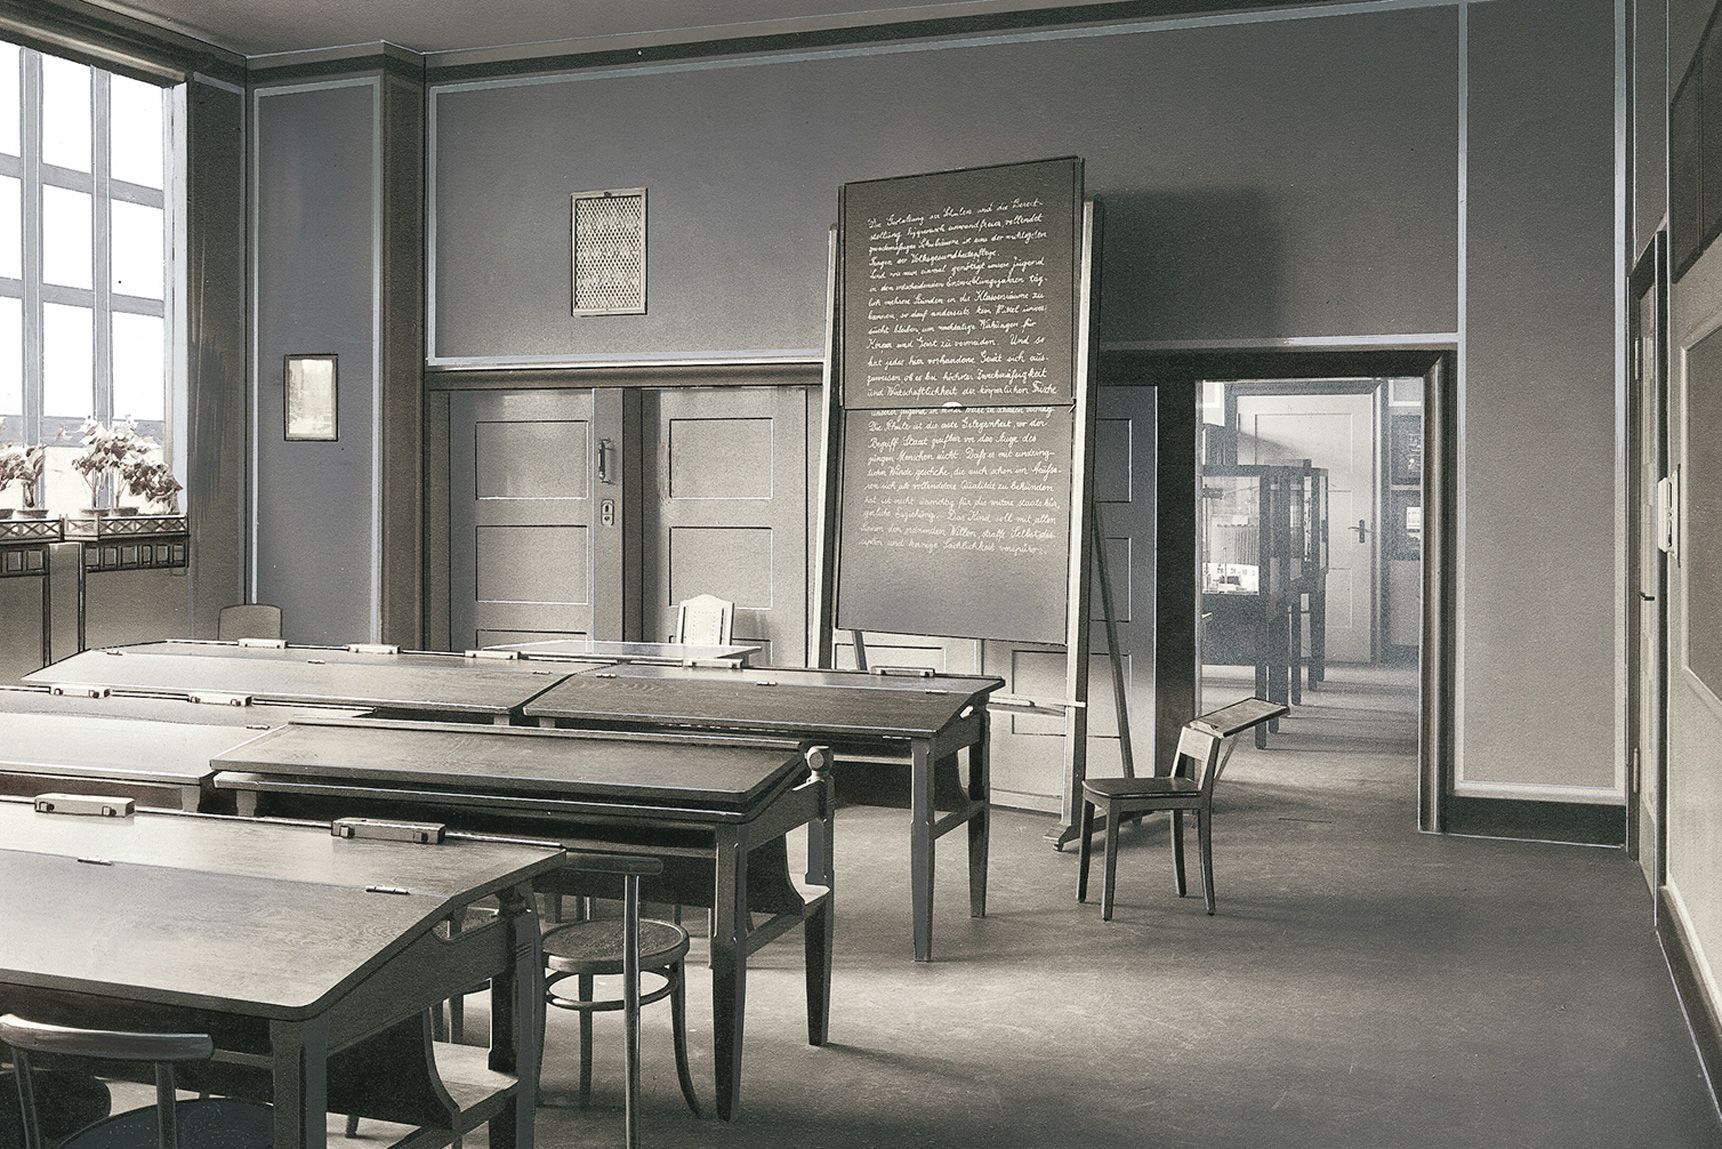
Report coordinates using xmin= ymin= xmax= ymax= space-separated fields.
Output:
xmin=1389 ymin=489 xmax=1422 ymax=562
xmin=1389 ymin=413 xmax=1422 ymax=486
xmin=284 ymin=354 xmax=338 ymax=442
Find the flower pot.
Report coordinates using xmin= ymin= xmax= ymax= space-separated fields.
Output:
xmin=16 ymin=508 xmax=47 ymax=519
xmin=115 ymin=506 xmax=139 ymax=517
xmin=0 ymin=509 xmax=12 ymax=520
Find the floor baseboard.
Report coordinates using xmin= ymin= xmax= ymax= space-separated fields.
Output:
xmin=1658 ymin=886 xmax=1722 ymax=1117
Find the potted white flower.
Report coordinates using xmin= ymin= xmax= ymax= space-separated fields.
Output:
xmin=0 ymin=441 xmax=46 ymax=518
xmin=67 ymin=419 xmax=148 ymax=514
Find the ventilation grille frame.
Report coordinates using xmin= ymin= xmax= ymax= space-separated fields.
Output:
xmin=570 ymin=188 xmax=648 ymax=316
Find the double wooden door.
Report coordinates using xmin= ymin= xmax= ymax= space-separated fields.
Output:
xmin=448 ymin=386 xmax=809 ymax=659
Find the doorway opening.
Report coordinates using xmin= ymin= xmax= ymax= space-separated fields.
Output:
xmin=1112 ymin=347 xmax=1454 ymax=832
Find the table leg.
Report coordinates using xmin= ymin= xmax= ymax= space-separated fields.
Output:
xmin=967 ymin=712 xmax=989 ymax=919
xmin=910 ymin=738 xmax=935 ymax=962
xmin=712 ymin=826 xmax=750 ymax=1121
xmin=489 ymin=885 xmax=541 ymax=1149
xmin=269 ymin=1016 xmax=329 ymax=1149
xmin=805 ymin=767 xmax=835 ymax=1047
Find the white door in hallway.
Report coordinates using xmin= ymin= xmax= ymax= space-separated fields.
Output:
xmin=1236 ymin=390 xmax=1378 ymax=663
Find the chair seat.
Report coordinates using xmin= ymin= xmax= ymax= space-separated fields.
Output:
xmin=1082 ymin=775 xmax=1202 ymax=801
xmin=543 ymin=918 xmax=691 ymax=976
xmin=59 ymin=1099 xmax=273 ymax=1149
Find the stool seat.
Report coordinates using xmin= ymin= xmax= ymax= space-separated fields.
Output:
xmin=544 ymin=919 xmax=691 ymax=976
xmin=1082 ymin=775 xmax=1202 ymax=802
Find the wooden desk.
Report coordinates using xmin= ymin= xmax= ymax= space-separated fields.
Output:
xmin=522 ymin=663 xmax=1002 ymax=962
xmin=24 ymin=643 xmax=579 ymax=721
xmin=0 ymin=798 xmax=562 ymax=1149
xmin=487 ymin=638 xmax=760 ymax=666
xmin=0 ymin=711 xmax=269 ymax=810
xmin=0 ymin=683 xmax=369 ymax=727
xmin=210 ymin=718 xmax=835 ymax=1123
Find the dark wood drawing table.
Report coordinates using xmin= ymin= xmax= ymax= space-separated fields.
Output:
xmin=24 ymin=642 xmax=583 ymax=721
xmin=0 ymin=711 xmax=269 ymax=810
xmin=522 ymin=663 xmax=1003 ymax=962
xmin=0 ymin=797 xmax=563 ymax=1149
xmin=209 ymin=717 xmax=836 ymax=1122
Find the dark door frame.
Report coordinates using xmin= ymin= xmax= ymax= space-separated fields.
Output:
xmin=1626 ymin=231 xmax=1670 ymax=879
xmin=1104 ymin=346 xmax=1457 ymax=833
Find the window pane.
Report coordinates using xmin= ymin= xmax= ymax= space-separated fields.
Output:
xmin=42 ymin=185 xmax=91 ymax=289
xmin=42 ymin=443 xmax=84 ymax=510
xmin=41 ymin=56 xmax=91 ymax=172
xmin=110 ymin=200 xmax=163 ymax=299
xmin=110 ymin=75 xmax=165 ymax=189
xmin=0 ymin=296 xmax=19 ymax=415
xmin=111 ymin=312 xmax=163 ymax=421
xmin=42 ymin=302 xmax=92 ymax=417
xmin=0 ymin=176 xmax=18 ymax=279
xmin=0 ymin=44 xmax=18 ymax=157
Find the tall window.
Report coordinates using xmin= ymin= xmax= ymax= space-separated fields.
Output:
xmin=0 ymin=40 xmax=172 ymax=508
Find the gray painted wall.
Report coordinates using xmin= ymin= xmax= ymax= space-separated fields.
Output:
xmin=430 ymin=5 xmax=1460 ymax=361
xmin=1461 ymin=0 xmax=1618 ymax=794
xmin=418 ymin=1 xmax=1619 ymax=799
xmin=252 ymin=78 xmax=378 ymax=645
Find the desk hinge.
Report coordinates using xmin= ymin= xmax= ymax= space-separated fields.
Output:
xmin=334 ymin=817 xmax=446 ymax=844
xmin=365 ymin=885 xmax=413 ymax=896
xmin=187 ymin=691 xmax=252 ymax=707
xmin=345 ymin=643 xmax=400 ymax=656
xmin=48 ymin=684 xmax=110 ymax=699
xmin=35 ymin=793 xmax=134 ymax=818
xmin=236 ymin=638 xmax=288 ymax=649
xmin=872 ymin=665 xmax=934 ymax=678
xmin=463 ymin=648 xmax=519 ymax=660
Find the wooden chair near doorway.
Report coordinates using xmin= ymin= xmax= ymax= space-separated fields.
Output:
xmin=1077 ymin=697 xmax=1287 ymax=921
xmin=671 ymin=595 xmax=733 ymax=646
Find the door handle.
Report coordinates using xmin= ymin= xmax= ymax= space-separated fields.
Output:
xmin=1640 ymin=592 xmax=1657 ymax=602
xmin=596 ymin=437 xmax=613 ymax=485
xmin=1347 ymin=519 xmax=1368 ymax=543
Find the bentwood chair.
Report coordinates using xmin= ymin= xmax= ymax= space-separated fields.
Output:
xmin=0 ymin=1064 xmax=109 ymax=1149
xmin=672 ymin=595 xmax=733 ymax=647
xmin=1077 ymin=697 xmax=1287 ymax=921
xmin=538 ymin=853 xmax=700 ymax=1149
xmin=0 ymin=1016 xmax=272 ymax=1149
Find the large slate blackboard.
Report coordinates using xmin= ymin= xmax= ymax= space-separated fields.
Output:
xmin=841 ymin=158 xmax=1081 ymax=409
xmin=831 ymin=159 xmax=1087 ymax=645
xmin=836 ymin=406 xmax=1075 ymax=643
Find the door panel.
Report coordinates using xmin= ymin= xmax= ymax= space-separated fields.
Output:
xmin=984 ymin=386 xmax=1157 ymax=810
xmin=450 ymin=390 xmax=597 ymax=650
xmin=1236 ymin=393 xmax=1379 ymax=662
xmin=642 ymin=388 xmax=808 ymax=666
xmin=1629 ymin=255 xmax=1666 ymax=875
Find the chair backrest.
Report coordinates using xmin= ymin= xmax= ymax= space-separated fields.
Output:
xmin=0 ymin=1016 xmax=211 ymax=1149
xmin=216 ymin=604 xmax=282 ymax=642
xmin=1174 ymin=724 xmax=1228 ymax=794
xmin=673 ymin=595 xmax=733 ymax=646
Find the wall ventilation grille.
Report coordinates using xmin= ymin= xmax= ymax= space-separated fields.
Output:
xmin=571 ymin=189 xmax=647 ymax=315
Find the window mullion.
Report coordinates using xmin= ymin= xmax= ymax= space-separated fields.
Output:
xmin=92 ymin=67 xmax=109 ymax=427
xmin=20 ymin=49 xmax=39 ymax=447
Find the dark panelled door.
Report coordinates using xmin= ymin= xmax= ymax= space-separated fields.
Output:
xmin=449 ymin=389 xmax=597 ymax=649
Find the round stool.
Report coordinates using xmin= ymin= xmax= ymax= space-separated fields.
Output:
xmin=541 ymin=917 xmax=701 ymax=1117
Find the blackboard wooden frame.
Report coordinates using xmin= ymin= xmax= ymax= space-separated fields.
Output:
xmin=813 ymin=158 xmax=1115 ymax=842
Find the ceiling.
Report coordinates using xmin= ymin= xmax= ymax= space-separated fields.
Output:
xmin=81 ymin=0 xmax=1313 ymax=60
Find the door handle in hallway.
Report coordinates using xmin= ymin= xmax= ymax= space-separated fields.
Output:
xmin=1348 ymin=519 xmax=1368 ymax=543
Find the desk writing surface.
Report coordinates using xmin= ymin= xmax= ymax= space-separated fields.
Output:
xmin=0 ymin=800 xmax=563 ymax=898
xmin=25 ymin=649 xmax=572 ymax=715
xmin=212 ymin=720 xmax=807 ymax=812
xmin=0 ymin=712 xmax=263 ymax=784
xmin=136 ymin=640 xmax=611 ymax=673
xmin=597 ymin=663 xmax=1004 ymax=695
xmin=524 ymin=669 xmax=992 ymax=739
xmin=0 ymin=685 xmax=369 ymax=727
xmin=0 ymin=803 xmax=563 ymax=1018
xmin=1193 ymin=698 xmax=1289 ymax=737
xmin=491 ymin=639 xmax=759 ymax=664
